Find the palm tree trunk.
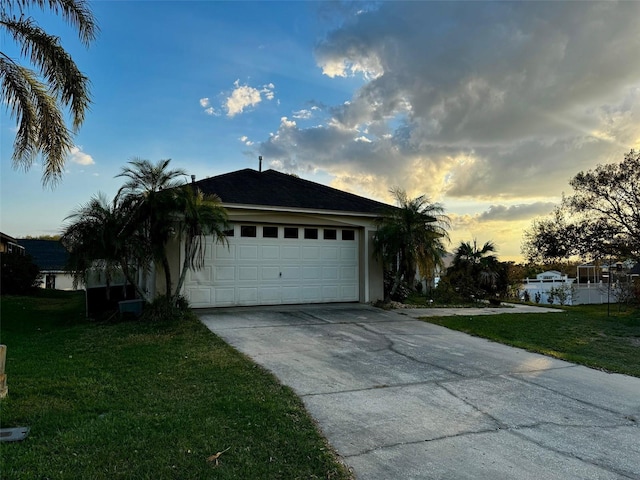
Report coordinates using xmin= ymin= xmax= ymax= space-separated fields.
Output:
xmin=161 ymin=255 xmax=172 ymax=297
xmin=119 ymin=261 xmax=151 ymax=303
xmin=387 ymin=252 xmax=404 ymax=302
xmin=173 ymin=253 xmax=191 ymax=304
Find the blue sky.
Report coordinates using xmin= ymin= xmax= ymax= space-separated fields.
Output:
xmin=2 ymin=1 xmax=639 ymax=261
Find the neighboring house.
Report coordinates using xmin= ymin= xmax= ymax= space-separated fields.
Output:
xmin=521 ymin=270 xmax=576 ymax=305
xmin=163 ymin=168 xmax=390 ymax=308
xmin=0 ymin=232 xmax=25 ymax=255
xmin=18 ymin=239 xmax=77 ymax=290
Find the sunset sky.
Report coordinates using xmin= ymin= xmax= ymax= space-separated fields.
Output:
xmin=2 ymin=1 xmax=639 ymax=261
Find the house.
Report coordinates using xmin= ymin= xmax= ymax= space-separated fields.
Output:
xmin=18 ymin=239 xmax=77 ymax=290
xmin=0 ymin=232 xmax=24 ymax=256
xmin=163 ymin=168 xmax=390 ymax=308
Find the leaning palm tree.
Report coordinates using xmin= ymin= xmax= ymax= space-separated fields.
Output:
xmin=1 ymin=0 xmax=97 ymax=185
xmin=373 ymin=188 xmax=450 ymax=301
xmin=173 ymin=185 xmax=229 ymax=300
xmin=116 ymin=158 xmax=187 ymax=297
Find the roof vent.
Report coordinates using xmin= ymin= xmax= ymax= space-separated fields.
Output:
xmin=191 ymin=174 xmax=196 ymax=183
xmin=259 ymin=156 xmax=262 ymax=172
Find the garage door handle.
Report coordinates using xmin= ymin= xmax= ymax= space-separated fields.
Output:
xmin=279 ymin=272 xmax=282 ymax=277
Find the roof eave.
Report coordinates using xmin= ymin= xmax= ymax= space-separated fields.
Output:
xmin=221 ymin=202 xmax=382 ymax=218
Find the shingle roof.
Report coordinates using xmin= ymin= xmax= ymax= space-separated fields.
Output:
xmin=18 ymin=239 xmax=69 ymax=271
xmin=194 ymin=169 xmax=391 ymax=214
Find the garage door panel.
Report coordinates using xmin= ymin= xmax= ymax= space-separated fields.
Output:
xmin=322 ymin=246 xmax=338 ymax=260
xmin=238 ymin=287 xmax=258 ymax=304
xmin=188 ymin=265 xmax=212 ymax=283
xmin=239 ymin=266 xmax=258 ymax=281
xmin=188 ymin=288 xmax=211 ymax=305
xmin=342 ymin=285 xmax=358 ymax=299
xmin=216 ymin=244 xmax=235 ymax=259
xmin=259 ymin=286 xmax=281 ymax=303
xmin=282 ymin=246 xmax=300 ymax=259
xmin=322 ymin=286 xmax=339 ymax=300
xmin=214 ymin=266 xmax=235 ymax=282
xmin=303 ymin=246 xmax=320 ymax=260
xmin=323 ymin=266 xmax=339 ymax=280
xmin=341 ymin=266 xmax=357 ymax=280
xmin=341 ymin=246 xmax=356 ymax=260
xmin=239 ymin=245 xmax=258 ymax=260
xmin=214 ymin=288 xmax=235 ymax=305
xmin=282 ymin=286 xmax=301 ymax=302
xmin=303 ymin=266 xmax=322 ymax=280
xmin=302 ymin=286 xmax=322 ymax=301
xmin=282 ymin=266 xmax=300 ymax=279
xmin=261 ymin=245 xmax=279 ymax=259
xmin=261 ymin=266 xmax=281 ymax=280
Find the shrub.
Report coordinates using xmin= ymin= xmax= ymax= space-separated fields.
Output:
xmin=383 ymin=270 xmax=411 ymax=302
xmin=0 ymin=252 xmax=41 ymax=295
xmin=140 ymin=295 xmax=190 ymax=322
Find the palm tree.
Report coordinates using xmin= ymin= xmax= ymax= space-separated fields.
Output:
xmin=447 ymin=240 xmax=500 ymax=301
xmin=373 ymin=188 xmax=450 ymax=301
xmin=1 ymin=0 xmax=97 ymax=185
xmin=61 ymin=193 xmax=151 ymax=302
xmin=173 ymin=185 xmax=229 ymax=299
xmin=116 ymin=158 xmax=187 ymax=297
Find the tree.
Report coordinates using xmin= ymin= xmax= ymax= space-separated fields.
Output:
xmin=115 ymin=158 xmax=187 ymax=297
xmin=1 ymin=0 xmax=97 ymax=185
xmin=61 ymin=193 xmax=151 ymax=302
xmin=373 ymin=188 xmax=449 ymax=301
xmin=173 ymin=185 xmax=229 ymax=298
xmin=0 ymin=251 xmax=41 ymax=294
xmin=446 ymin=240 xmax=504 ymax=301
xmin=523 ymin=151 xmax=640 ymax=263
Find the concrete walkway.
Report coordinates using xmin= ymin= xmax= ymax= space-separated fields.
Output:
xmin=198 ymin=304 xmax=640 ymax=479
xmin=399 ymin=302 xmax=564 ymax=318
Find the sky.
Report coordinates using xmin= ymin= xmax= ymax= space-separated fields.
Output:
xmin=1 ymin=1 xmax=639 ymax=262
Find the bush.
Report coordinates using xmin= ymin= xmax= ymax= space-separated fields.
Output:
xmin=0 ymin=252 xmax=41 ymax=295
xmin=383 ymin=271 xmax=411 ymax=302
xmin=140 ymin=295 xmax=190 ymax=322
xmin=430 ymin=278 xmax=465 ymax=305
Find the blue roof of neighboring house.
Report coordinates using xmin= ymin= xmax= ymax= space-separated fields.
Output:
xmin=18 ymin=239 xmax=69 ymax=271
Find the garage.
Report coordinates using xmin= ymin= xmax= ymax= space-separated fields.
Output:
xmin=165 ymin=168 xmax=388 ymax=307
xmin=183 ymin=224 xmax=359 ymax=307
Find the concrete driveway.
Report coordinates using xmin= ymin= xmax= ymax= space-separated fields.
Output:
xmin=198 ymin=304 xmax=640 ymax=479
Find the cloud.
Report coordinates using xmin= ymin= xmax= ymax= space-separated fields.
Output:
xmin=225 ymin=80 xmax=275 ymax=117
xmin=259 ymin=1 xmax=640 ymax=208
xmin=239 ymin=135 xmax=254 ymax=146
xmin=199 ymin=97 xmax=219 ymax=116
xmin=69 ymin=146 xmax=94 ymax=166
xmin=476 ymin=202 xmax=557 ymax=222
xmin=292 ymin=106 xmax=323 ymax=120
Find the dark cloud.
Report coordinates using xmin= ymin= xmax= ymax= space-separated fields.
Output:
xmin=477 ymin=202 xmax=557 ymax=222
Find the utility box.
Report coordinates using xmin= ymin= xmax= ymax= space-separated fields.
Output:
xmin=118 ymin=299 xmax=145 ymax=317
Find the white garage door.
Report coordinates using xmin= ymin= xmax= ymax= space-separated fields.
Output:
xmin=183 ymin=224 xmax=359 ymax=307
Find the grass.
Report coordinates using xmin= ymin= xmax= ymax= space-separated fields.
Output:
xmin=0 ymin=290 xmax=352 ymax=479
xmin=419 ymin=303 xmax=640 ymax=377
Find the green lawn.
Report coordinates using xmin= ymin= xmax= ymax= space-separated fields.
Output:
xmin=420 ymin=304 xmax=640 ymax=377
xmin=0 ymin=290 xmax=352 ymax=479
